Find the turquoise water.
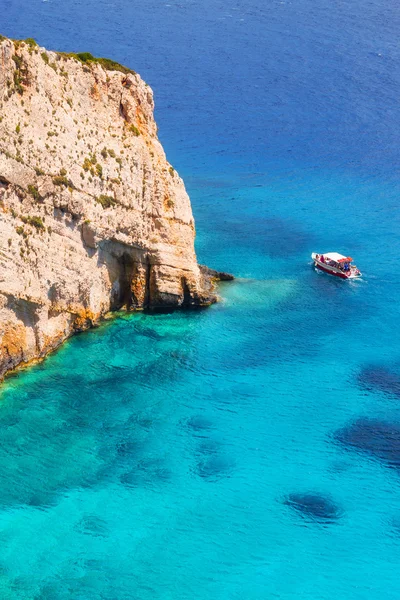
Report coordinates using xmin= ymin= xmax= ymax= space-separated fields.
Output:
xmin=2 ymin=0 xmax=400 ymax=597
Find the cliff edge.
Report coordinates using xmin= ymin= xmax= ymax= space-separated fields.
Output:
xmin=0 ymin=37 xmax=222 ymax=379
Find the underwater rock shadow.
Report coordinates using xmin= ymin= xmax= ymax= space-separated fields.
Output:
xmin=196 ymin=453 xmax=236 ymax=481
xmin=129 ymin=350 xmax=194 ymax=387
xmin=191 ymin=437 xmax=236 ymax=482
xmin=184 ymin=414 xmax=215 ymax=438
xmin=358 ymin=365 xmax=400 ymax=399
xmin=196 ymin=438 xmax=222 ymax=455
xmin=334 ymin=418 xmax=400 ymax=471
xmin=182 ymin=417 xmax=237 ymax=481
xmin=120 ymin=456 xmax=173 ymax=488
xmin=283 ymin=492 xmax=343 ymax=523
xmin=75 ymin=514 xmax=109 ymax=538
xmin=386 ymin=515 xmax=400 ymax=539
xmin=131 ymin=323 xmax=164 ymax=340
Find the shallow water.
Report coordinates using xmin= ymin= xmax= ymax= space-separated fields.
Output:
xmin=2 ymin=0 xmax=400 ymax=597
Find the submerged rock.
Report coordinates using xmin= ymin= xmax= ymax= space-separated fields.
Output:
xmin=196 ymin=452 xmax=235 ymax=481
xmin=284 ymin=492 xmax=342 ymax=522
xmin=387 ymin=515 xmax=400 ymax=538
xmin=75 ymin=515 xmax=109 ymax=538
xmin=358 ymin=365 xmax=400 ymax=399
xmin=335 ymin=418 xmax=400 ymax=470
xmin=196 ymin=439 xmax=221 ymax=456
xmin=0 ymin=37 xmax=230 ymax=380
xmin=120 ymin=457 xmax=172 ymax=487
xmin=186 ymin=414 xmax=214 ymax=432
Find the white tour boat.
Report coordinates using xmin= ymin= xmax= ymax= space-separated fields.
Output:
xmin=311 ymin=252 xmax=362 ymax=279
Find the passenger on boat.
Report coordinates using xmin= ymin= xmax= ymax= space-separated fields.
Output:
xmin=320 ymin=254 xmax=325 ymax=263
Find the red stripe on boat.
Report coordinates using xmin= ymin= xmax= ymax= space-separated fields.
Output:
xmin=315 ymin=264 xmax=349 ymax=279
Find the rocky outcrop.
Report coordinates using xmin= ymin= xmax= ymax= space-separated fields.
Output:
xmin=0 ymin=37 xmax=228 ymax=379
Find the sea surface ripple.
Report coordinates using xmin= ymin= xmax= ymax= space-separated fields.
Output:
xmin=2 ymin=0 xmax=400 ymax=597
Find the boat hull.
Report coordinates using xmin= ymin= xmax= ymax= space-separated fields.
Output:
xmin=314 ymin=262 xmax=349 ymax=279
xmin=311 ymin=253 xmax=361 ymax=279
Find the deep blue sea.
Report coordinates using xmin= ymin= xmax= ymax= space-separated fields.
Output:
xmin=2 ymin=0 xmax=400 ymax=597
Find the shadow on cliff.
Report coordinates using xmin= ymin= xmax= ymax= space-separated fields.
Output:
xmin=5 ymin=295 xmax=41 ymax=329
xmin=96 ymin=240 xmax=148 ymax=310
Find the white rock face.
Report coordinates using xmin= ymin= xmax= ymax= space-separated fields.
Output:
xmin=0 ymin=37 xmax=216 ymax=379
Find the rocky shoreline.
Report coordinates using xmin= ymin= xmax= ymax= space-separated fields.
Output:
xmin=0 ymin=37 xmax=232 ymax=380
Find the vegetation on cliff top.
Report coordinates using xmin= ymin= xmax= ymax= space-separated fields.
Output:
xmin=58 ymin=52 xmax=136 ymax=76
xmin=0 ymin=34 xmax=136 ymax=76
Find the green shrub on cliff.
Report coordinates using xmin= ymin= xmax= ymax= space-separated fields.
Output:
xmin=20 ymin=215 xmax=45 ymax=230
xmin=53 ymin=175 xmax=69 ymax=187
xmin=24 ymin=38 xmax=38 ymax=48
xmin=96 ymin=195 xmax=115 ymax=209
xmin=82 ymin=158 xmax=91 ymax=172
xmin=27 ymin=184 xmax=41 ymax=201
xmin=28 ymin=216 xmax=45 ymax=230
xmin=12 ymin=55 xmax=23 ymax=69
xmin=129 ymin=124 xmax=140 ymax=136
xmin=58 ymin=51 xmax=136 ymax=75
xmin=13 ymin=70 xmax=23 ymax=95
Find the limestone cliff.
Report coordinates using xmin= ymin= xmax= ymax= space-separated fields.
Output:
xmin=0 ymin=37 xmax=220 ymax=379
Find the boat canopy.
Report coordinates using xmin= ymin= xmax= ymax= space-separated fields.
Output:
xmin=323 ymin=252 xmax=352 ymax=263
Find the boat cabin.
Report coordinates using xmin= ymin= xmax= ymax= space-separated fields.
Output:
xmin=317 ymin=252 xmax=353 ymax=271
